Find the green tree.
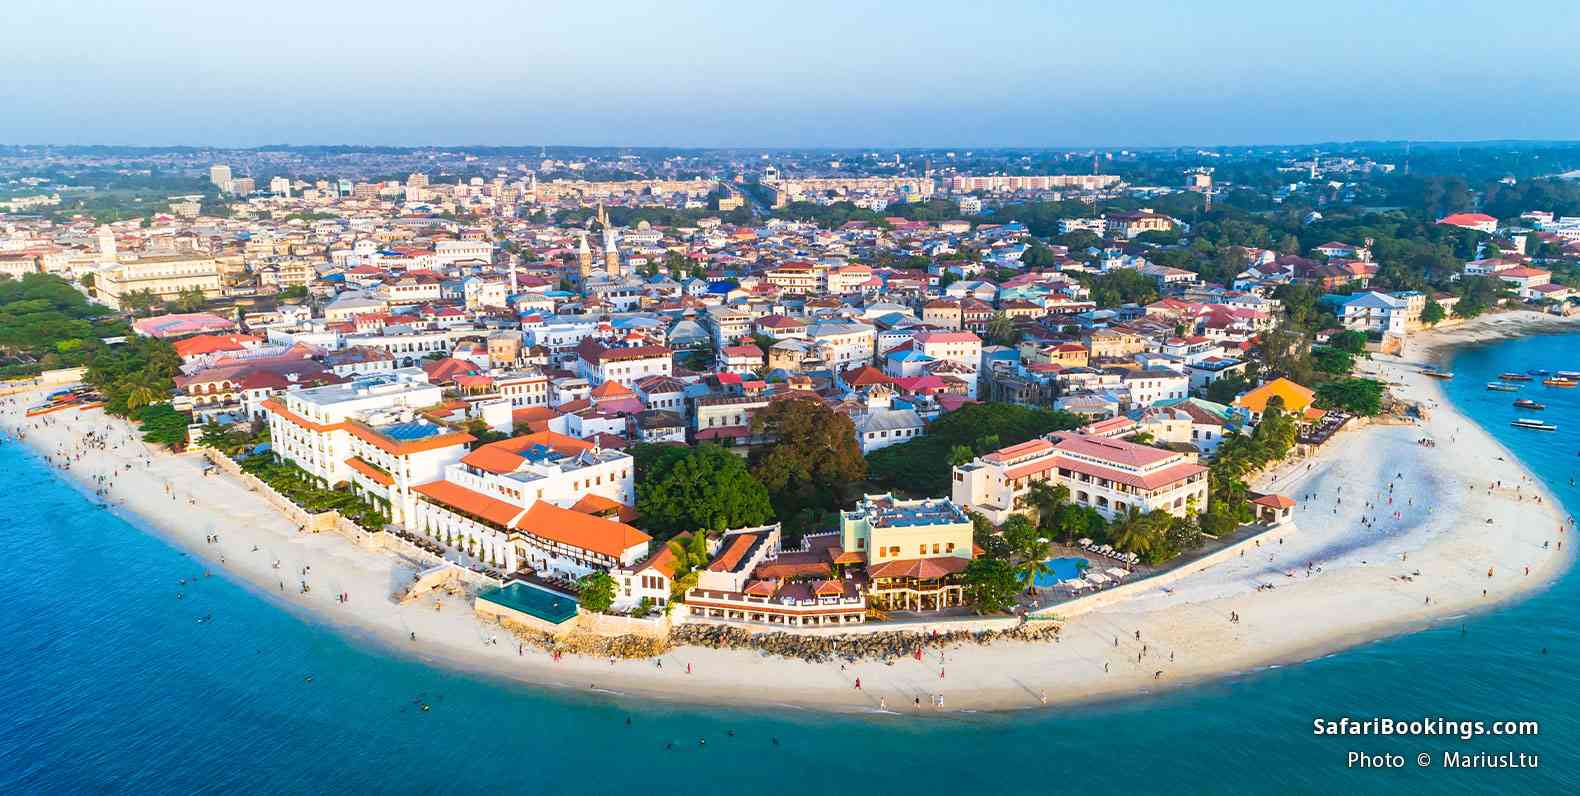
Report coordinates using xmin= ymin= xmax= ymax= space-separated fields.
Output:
xmin=962 ymin=557 xmax=1019 ymax=614
xmin=1420 ymin=298 xmax=1446 ymax=326
xmin=666 ymin=531 xmax=711 ymax=601
xmin=985 ymin=311 xmax=1017 ymax=346
xmin=135 ymin=404 xmax=193 ymax=447
xmin=1311 ymin=346 xmax=1355 ymax=375
xmin=1315 ymin=378 xmax=1386 ymax=416
xmin=1023 ymin=480 xmax=1069 ymax=534
xmin=172 ymin=287 xmax=207 ymax=312
xmin=1252 ymin=396 xmax=1298 ymax=460
xmin=1002 ymin=515 xmax=1051 ymax=594
xmin=634 ymin=444 xmax=775 ymax=536
xmin=749 ymin=397 xmax=866 ymax=514
xmin=1328 ymin=330 xmax=1368 ymax=354
xmin=122 ymin=289 xmax=161 ymax=317
xmin=1110 ymin=506 xmax=1167 ymax=561
xmin=578 ymin=571 xmax=616 ymax=614
xmin=948 ymin=444 xmax=975 ymax=466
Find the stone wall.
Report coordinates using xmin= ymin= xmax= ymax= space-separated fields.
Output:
xmin=580 ymin=611 xmax=671 ymax=639
xmin=674 ymin=611 xmax=1021 ymax=636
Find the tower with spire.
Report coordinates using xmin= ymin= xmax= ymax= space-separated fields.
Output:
xmin=596 ymin=203 xmax=619 ymax=276
xmin=577 ymin=231 xmax=593 ymax=282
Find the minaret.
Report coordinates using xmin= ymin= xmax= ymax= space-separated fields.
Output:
xmin=577 ymin=231 xmax=593 ymax=281
xmin=508 ymin=258 xmax=518 ymax=295
xmin=603 ymin=224 xmax=619 ymax=276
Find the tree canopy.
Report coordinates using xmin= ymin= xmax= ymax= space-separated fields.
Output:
xmin=632 ymin=443 xmax=774 ymax=537
xmin=749 ymin=398 xmax=866 ymax=494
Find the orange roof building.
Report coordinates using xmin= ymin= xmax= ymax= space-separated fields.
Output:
xmin=1232 ymin=377 xmax=1316 ymax=418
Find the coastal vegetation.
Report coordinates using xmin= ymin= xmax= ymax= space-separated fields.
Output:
xmin=83 ymin=333 xmax=182 ymax=416
xmin=1315 ymin=378 xmax=1386 ymax=416
xmin=0 ymin=273 xmax=125 ymax=378
xmin=577 ymin=572 xmax=616 ymax=614
xmin=239 ymin=455 xmax=390 ymax=531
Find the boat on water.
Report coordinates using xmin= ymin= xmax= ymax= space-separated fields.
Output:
xmin=1486 ymin=382 xmax=1520 ymax=392
xmin=1499 ymin=372 xmax=1534 ymax=381
xmin=1530 ymin=369 xmax=1552 ymax=376
xmin=1558 ymin=370 xmax=1580 ymax=380
xmin=1512 ymin=418 xmax=1558 ymax=431
xmin=1422 ymin=368 xmax=1454 ymax=379
xmin=1543 ymin=378 xmax=1578 ymax=388
xmin=1514 ymin=399 xmax=1547 ymax=410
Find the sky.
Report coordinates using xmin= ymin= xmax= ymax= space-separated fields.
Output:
xmin=4 ymin=0 xmax=1580 ymax=149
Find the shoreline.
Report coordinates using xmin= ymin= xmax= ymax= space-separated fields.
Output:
xmin=6 ymin=310 xmax=1576 ymax=714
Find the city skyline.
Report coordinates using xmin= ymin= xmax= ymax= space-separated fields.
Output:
xmin=6 ymin=0 xmax=1580 ymax=149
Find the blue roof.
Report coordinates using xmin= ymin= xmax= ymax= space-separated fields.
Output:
xmin=888 ymin=349 xmax=933 ymax=363
xmin=377 ymin=421 xmax=444 ymax=442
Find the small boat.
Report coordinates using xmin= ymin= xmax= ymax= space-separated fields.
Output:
xmin=1512 ymin=418 xmax=1558 ymax=431
xmin=1422 ymin=368 xmax=1454 ymax=379
xmin=1529 ymin=369 xmax=1552 ymax=376
xmin=1543 ymin=378 xmax=1577 ymax=387
xmin=1558 ymin=371 xmax=1580 ymax=380
xmin=1514 ymin=399 xmax=1547 ymax=410
xmin=1486 ymin=382 xmax=1520 ymax=392
xmin=1499 ymin=372 xmax=1534 ymax=381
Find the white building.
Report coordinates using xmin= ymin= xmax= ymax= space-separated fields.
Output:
xmin=952 ymin=433 xmax=1208 ymax=525
xmin=409 ymin=431 xmax=645 ymax=576
xmin=262 ymin=370 xmax=473 ymax=524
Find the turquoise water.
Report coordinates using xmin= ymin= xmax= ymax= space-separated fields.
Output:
xmin=3 ymin=333 xmax=1580 ymax=793
xmin=479 ymin=582 xmax=578 ymax=624
xmin=1035 ymin=556 xmax=1089 ymax=587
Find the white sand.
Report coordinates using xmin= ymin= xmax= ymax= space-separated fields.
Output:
xmin=4 ymin=311 xmax=1574 ymax=713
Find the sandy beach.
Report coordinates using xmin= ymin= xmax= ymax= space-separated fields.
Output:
xmin=4 ymin=311 xmax=1576 ymax=714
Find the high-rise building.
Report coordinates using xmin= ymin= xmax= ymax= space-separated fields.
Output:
xmin=269 ymin=176 xmax=291 ymax=197
xmin=209 ymin=164 xmax=231 ymax=189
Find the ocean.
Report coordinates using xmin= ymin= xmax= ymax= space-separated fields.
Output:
xmin=3 ymin=333 xmax=1578 ymax=794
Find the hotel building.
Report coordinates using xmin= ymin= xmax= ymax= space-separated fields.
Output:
xmin=261 ymin=370 xmax=474 ymax=524
xmin=952 ymin=433 xmax=1208 ymax=525
xmin=408 ymin=431 xmax=643 ymax=576
xmin=839 ymin=494 xmax=974 ymax=612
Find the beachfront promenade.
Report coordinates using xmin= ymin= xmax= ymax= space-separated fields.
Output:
xmin=1 ymin=313 xmax=1573 ymax=712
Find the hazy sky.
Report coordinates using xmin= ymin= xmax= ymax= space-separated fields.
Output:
xmin=4 ymin=0 xmax=1579 ymax=148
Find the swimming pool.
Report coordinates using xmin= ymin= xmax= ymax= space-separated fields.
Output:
xmin=477 ymin=583 xmax=579 ymax=624
xmin=1033 ymin=556 xmax=1089 ymax=588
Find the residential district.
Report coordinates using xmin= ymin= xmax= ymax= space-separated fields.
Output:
xmin=4 ymin=142 xmax=1579 ymax=638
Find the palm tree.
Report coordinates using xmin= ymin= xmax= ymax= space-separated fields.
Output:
xmin=1024 ymin=481 xmax=1069 ymax=534
xmin=122 ymin=289 xmax=160 ymax=317
xmin=1002 ymin=515 xmax=1050 ymax=595
xmin=1110 ymin=507 xmax=1164 ymax=557
xmin=124 ymin=381 xmax=162 ymax=410
xmin=986 ymin=311 xmax=1016 ymax=345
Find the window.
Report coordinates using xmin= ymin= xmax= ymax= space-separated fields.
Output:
xmin=946 ymin=542 xmax=955 ymax=553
